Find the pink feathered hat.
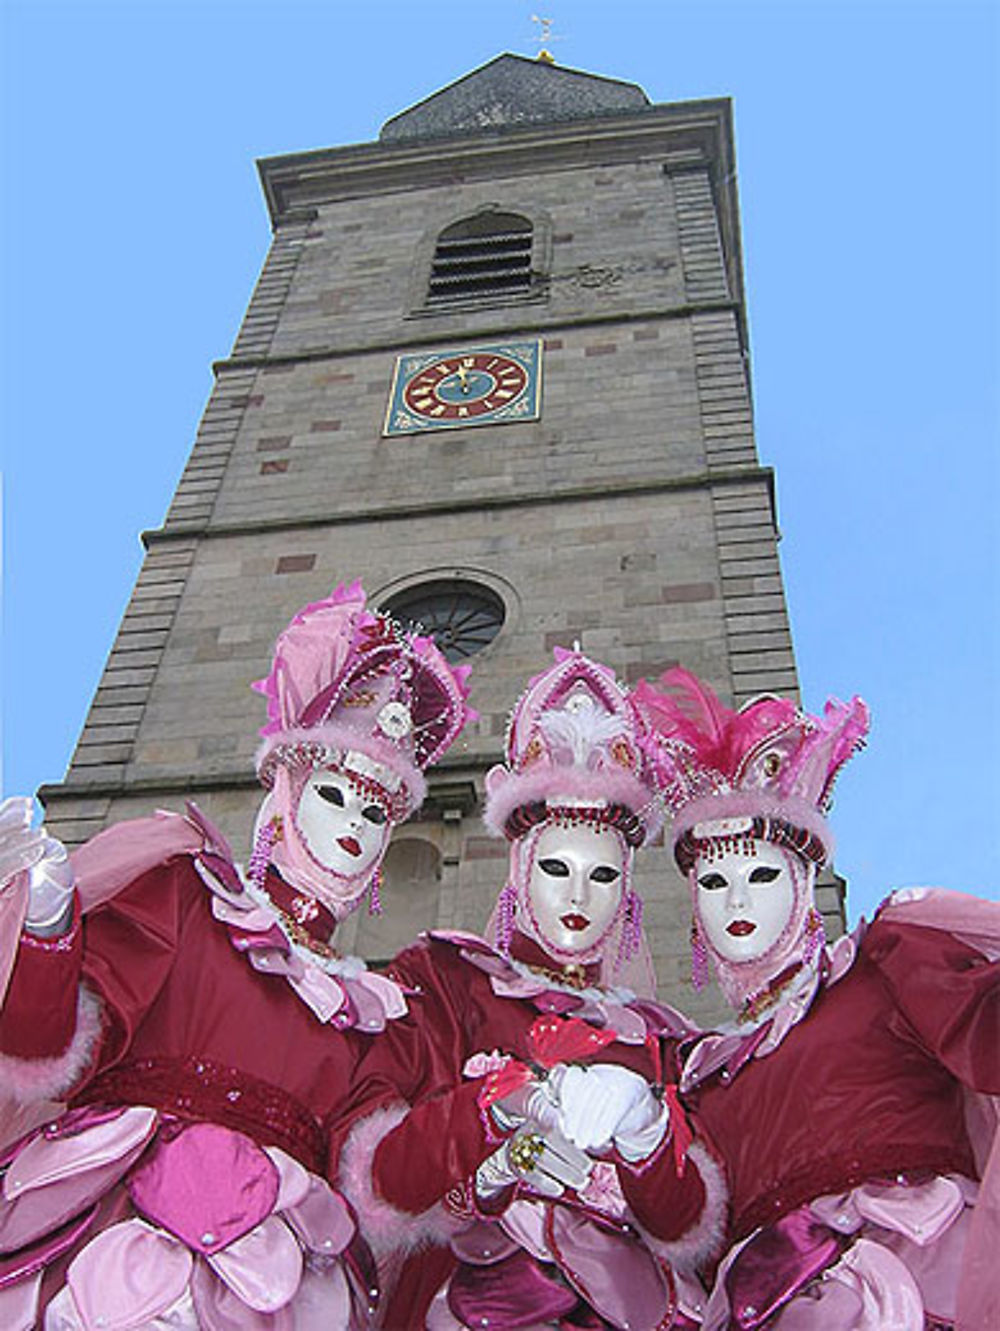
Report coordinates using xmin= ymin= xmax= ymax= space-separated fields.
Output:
xmin=253 ymin=581 xmax=474 ymax=821
xmin=483 ymin=647 xmax=661 ymax=845
xmin=634 ymin=667 xmax=869 ymax=872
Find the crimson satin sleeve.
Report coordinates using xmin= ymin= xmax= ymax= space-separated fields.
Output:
xmin=371 ymin=937 xmax=507 ymax=1213
xmin=616 ymin=1131 xmax=713 ymax=1242
xmin=866 ymin=918 xmax=1000 ymax=1092
xmin=0 ymin=897 xmax=83 ymax=1058
xmin=373 ymin=1077 xmax=501 ymax=1213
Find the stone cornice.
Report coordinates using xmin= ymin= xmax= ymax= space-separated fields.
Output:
xmin=142 ymin=465 xmax=775 ymax=550
xmin=259 ymin=100 xmax=733 ymax=221
xmin=39 ymin=757 xmax=495 ymax=809
xmin=211 ymin=298 xmax=743 ymax=377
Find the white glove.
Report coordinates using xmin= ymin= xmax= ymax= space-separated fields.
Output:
xmin=0 ymin=798 xmax=48 ymax=886
xmin=475 ymin=1126 xmax=593 ymax=1202
xmin=556 ymin=1063 xmax=669 ymax=1161
xmin=492 ymin=1073 xmax=562 ymax=1136
xmin=0 ymin=799 xmax=76 ymax=936
xmin=25 ymin=836 xmax=75 ymax=935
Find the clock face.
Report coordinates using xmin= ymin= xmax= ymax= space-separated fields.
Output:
xmin=403 ymin=352 xmax=528 ymax=421
xmin=384 ymin=340 xmax=542 ymax=436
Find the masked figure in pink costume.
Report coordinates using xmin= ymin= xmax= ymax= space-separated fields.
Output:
xmin=338 ymin=649 xmax=726 ymax=1331
xmin=626 ymin=667 xmax=1000 ymax=1331
xmin=0 ymin=581 xmax=473 ymax=1330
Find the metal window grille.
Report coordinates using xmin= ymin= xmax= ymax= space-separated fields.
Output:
xmin=428 ymin=214 xmax=533 ymax=303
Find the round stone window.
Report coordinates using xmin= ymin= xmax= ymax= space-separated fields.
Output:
xmin=382 ymin=580 xmax=505 ymax=663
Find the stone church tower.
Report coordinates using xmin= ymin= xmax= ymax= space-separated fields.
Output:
xmin=40 ymin=55 xmax=840 ymax=1015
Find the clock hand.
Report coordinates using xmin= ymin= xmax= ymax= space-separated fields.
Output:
xmin=456 ymin=365 xmax=470 ymax=393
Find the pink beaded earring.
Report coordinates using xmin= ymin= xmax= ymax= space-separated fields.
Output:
xmin=617 ymin=890 xmax=643 ymax=964
xmin=691 ymin=919 xmax=710 ymax=991
xmin=495 ymin=882 xmax=518 ymax=957
xmin=368 ymin=866 xmax=383 ymax=916
xmin=248 ymin=816 xmax=281 ymax=892
xmin=802 ymin=907 xmax=825 ymax=967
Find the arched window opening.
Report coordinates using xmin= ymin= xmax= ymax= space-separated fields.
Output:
xmin=382 ymin=579 xmax=506 ymax=663
xmin=428 ymin=212 xmax=533 ymax=303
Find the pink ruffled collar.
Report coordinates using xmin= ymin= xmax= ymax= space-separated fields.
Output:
xmin=192 ymin=840 xmax=407 ymax=1035
xmin=430 ymin=930 xmax=691 ymax=1046
xmin=679 ymin=924 xmax=863 ymax=1093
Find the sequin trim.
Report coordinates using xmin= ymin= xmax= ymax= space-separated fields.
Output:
xmin=74 ymin=1055 xmax=325 ymax=1173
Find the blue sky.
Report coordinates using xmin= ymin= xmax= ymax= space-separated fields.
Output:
xmin=2 ymin=0 xmax=997 ymax=923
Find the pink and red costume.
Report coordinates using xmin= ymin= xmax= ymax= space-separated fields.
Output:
xmin=630 ymin=670 xmax=999 ymax=1331
xmin=0 ymin=583 xmax=473 ymax=1329
xmin=340 ymin=651 xmax=726 ymax=1330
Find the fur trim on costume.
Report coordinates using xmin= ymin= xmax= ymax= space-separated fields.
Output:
xmin=337 ymin=1102 xmax=461 ymax=1259
xmin=0 ymin=985 xmax=102 ymax=1103
xmin=631 ymin=1142 xmax=728 ymax=1274
xmin=483 ymin=765 xmax=660 ymax=842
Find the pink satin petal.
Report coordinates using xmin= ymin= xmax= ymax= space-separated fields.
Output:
xmin=809 ymin=1191 xmax=863 ymax=1233
xmin=548 ymin=1205 xmax=673 ymax=1330
xmin=127 ymin=1123 xmax=279 ymax=1254
xmin=590 ymin=1000 xmax=647 ymax=1044
xmin=264 ymin=1147 xmax=311 ymax=1213
xmin=288 ymin=969 xmax=346 ymax=1024
xmin=0 ymin=1112 xmax=158 ymax=1253
xmin=281 ymin=1263 xmax=352 ymax=1331
xmin=450 ymin=1219 xmax=519 ymax=1266
xmin=341 ymin=975 xmax=387 ymax=1033
xmin=854 ymin=1176 xmax=965 ymax=1246
xmin=767 ymin=1278 xmax=864 ymax=1328
xmin=4 ymin=1107 xmax=158 ymax=1199
xmin=66 ymin=1219 xmax=193 ymax=1331
xmin=210 ymin=895 xmax=276 ymax=932
xmin=190 ymin=1258 xmax=294 ymax=1331
xmin=0 ymin=1202 xmax=97 ymax=1284
xmin=354 ymin=969 xmax=408 ymax=1021
xmin=448 ymin=1247 xmax=577 ymax=1328
xmin=427 ymin=1285 xmax=466 ymax=1331
xmin=0 ymin=1266 xmax=41 ymax=1331
xmin=282 ymin=1176 xmax=354 ymax=1256
xmin=207 ymin=1215 xmax=303 ymax=1313
xmin=878 ymin=1204 xmax=971 ymax=1326
xmin=829 ymin=1238 xmax=925 ymax=1330
xmin=249 ymin=948 xmax=302 ymax=979
xmin=499 ymin=1199 xmax=551 ymax=1261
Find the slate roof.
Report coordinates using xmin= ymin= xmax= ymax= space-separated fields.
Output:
xmin=380 ymin=53 xmax=651 ymax=142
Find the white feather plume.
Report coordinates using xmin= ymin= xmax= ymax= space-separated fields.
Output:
xmin=538 ymin=705 xmax=625 ymax=769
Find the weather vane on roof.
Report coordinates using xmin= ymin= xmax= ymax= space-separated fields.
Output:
xmin=530 ymin=14 xmax=560 ymax=64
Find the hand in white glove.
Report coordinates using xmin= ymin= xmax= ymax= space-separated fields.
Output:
xmin=492 ymin=1071 xmax=563 ymax=1136
xmin=0 ymin=798 xmax=48 ymax=886
xmin=0 ymin=799 xmax=76 ymax=935
xmin=475 ymin=1124 xmax=593 ymax=1202
xmin=556 ymin=1063 xmax=668 ymax=1161
xmin=25 ymin=836 xmax=75 ymax=935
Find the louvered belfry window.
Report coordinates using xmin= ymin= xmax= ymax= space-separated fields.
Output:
xmin=428 ymin=213 xmax=533 ymax=303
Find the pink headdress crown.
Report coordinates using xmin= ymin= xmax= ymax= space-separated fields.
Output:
xmin=253 ymin=580 xmax=475 ymax=821
xmin=484 ymin=647 xmax=661 ymax=845
xmin=634 ymin=667 xmax=869 ymax=872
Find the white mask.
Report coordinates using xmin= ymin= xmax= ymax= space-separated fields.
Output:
xmin=526 ymin=821 xmax=625 ymax=956
xmin=695 ymin=841 xmax=796 ymax=963
xmin=295 ymin=769 xmax=390 ymax=880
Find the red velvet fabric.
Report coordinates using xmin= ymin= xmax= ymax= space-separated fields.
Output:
xmin=624 ymin=918 xmax=1000 ymax=1246
xmin=0 ymin=856 xmax=414 ymax=1176
xmin=0 ymin=899 xmax=83 ymax=1058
